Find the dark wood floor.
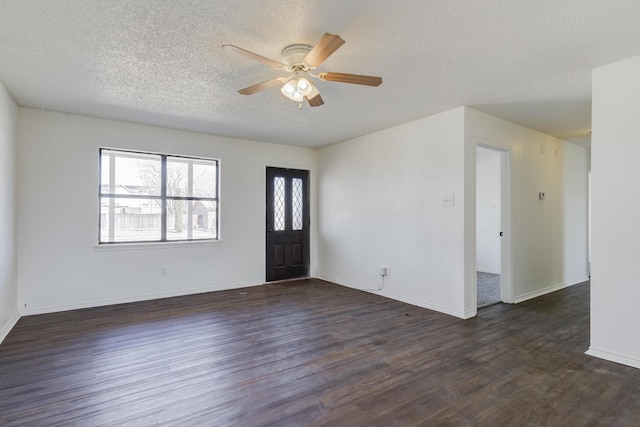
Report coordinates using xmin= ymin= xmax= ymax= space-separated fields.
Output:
xmin=1 ymin=279 xmax=639 ymax=426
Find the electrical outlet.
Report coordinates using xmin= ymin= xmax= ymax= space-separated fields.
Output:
xmin=379 ymin=266 xmax=390 ymax=277
xmin=161 ymin=267 xmax=167 ymax=277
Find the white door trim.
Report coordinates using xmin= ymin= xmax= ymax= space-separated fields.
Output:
xmin=475 ymin=139 xmax=513 ymax=305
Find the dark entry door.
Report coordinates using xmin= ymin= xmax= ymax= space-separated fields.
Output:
xmin=266 ymin=167 xmax=310 ymax=282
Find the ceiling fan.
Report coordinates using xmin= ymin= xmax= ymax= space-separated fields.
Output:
xmin=222 ymin=33 xmax=382 ymax=107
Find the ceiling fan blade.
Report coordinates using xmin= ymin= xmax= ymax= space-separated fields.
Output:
xmin=306 ymin=94 xmax=324 ymax=107
xmin=319 ymin=72 xmax=383 ymax=86
xmin=303 ymin=33 xmax=345 ymax=68
xmin=238 ymin=77 xmax=287 ymax=95
xmin=306 ymin=82 xmax=323 ymax=107
xmin=222 ymin=44 xmax=287 ymax=69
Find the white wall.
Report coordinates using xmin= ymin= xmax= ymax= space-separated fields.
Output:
xmin=464 ymin=108 xmax=590 ymax=314
xmin=317 ymin=107 xmax=469 ymax=318
xmin=0 ymin=82 xmax=19 ymax=342
xmin=476 ymin=148 xmax=501 ymax=274
xmin=316 ymin=106 xmax=589 ymax=319
xmin=17 ymin=109 xmax=317 ymax=314
xmin=11 ymin=102 xmax=589 ymax=326
xmin=588 ymin=54 xmax=640 ymax=369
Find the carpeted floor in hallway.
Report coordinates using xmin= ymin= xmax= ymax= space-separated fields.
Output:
xmin=477 ymin=271 xmax=501 ymax=308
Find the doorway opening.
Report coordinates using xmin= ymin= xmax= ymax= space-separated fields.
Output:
xmin=476 ymin=144 xmax=511 ymax=308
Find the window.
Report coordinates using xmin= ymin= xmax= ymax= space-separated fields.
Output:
xmin=99 ymin=148 xmax=219 ymax=244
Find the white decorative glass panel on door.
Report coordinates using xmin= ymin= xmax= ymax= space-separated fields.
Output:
xmin=274 ymin=177 xmax=286 ymax=231
xmin=292 ymin=178 xmax=303 ymax=231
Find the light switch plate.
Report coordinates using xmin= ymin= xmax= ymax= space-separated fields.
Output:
xmin=441 ymin=194 xmax=455 ymax=206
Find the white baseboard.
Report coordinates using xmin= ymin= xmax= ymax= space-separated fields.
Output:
xmin=586 ymin=347 xmax=640 ymax=370
xmin=512 ymin=277 xmax=589 ymax=304
xmin=316 ymin=273 xmax=470 ymax=319
xmin=19 ymin=280 xmax=263 ymax=316
xmin=0 ymin=312 xmax=20 ymax=344
xmin=383 ymin=290 xmax=474 ymax=319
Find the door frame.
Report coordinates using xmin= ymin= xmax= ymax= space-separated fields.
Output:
xmin=264 ymin=163 xmax=313 ymax=282
xmin=474 ymin=140 xmax=513 ymax=305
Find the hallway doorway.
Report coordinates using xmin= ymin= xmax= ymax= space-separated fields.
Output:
xmin=476 ymin=145 xmax=510 ymax=308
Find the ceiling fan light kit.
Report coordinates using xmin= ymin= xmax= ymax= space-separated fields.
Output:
xmin=281 ymin=76 xmax=315 ymax=102
xmin=222 ymin=33 xmax=382 ymax=108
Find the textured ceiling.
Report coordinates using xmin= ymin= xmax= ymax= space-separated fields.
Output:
xmin=1 ymin=1 xmax=639 ymax=148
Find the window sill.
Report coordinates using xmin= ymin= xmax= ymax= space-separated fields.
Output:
xmin=94 ymin=239 xmax=223 ymax=251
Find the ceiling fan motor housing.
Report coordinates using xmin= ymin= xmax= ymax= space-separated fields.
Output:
xmin=281 ymin=44 xmax=313 ymax=67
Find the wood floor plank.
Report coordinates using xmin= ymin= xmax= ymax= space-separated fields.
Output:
xmin=1 ymin=279 xmax=640 ymax=426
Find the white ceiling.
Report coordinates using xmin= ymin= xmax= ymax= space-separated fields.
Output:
xmin=1 ymin=1 xmax=639 ymax=148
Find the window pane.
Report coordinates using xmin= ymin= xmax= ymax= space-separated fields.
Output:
xmin=167 ymin=200 xmax=217 ymax=240
xmin=100 ymin=197 xmax=161 ymax=242
xmin=193 ymin=200 xmax=217 ymax=240
xmin=99 ymin=149 xmax=219 ymax=244
xmin=167 ymin=158 xmax=189 ymax=197
xmin=100 ymin=154 xmax=110 ymax=194
xmin=110 ymin=151 xmax=161 ymax=196
xmin=193 ymin=162 xmax=217 ymax=198
xmin=274 ymin=177 xmax=285 ymax=231
xmin=292 ymin=178 xmax=303 ymax=231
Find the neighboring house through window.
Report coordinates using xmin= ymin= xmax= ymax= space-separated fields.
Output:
xmin=99 ymin=148 xmax=219 ymax=243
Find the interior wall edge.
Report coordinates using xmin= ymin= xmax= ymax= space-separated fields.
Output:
xmin=0 ymin=80 xmax=19 ymax=345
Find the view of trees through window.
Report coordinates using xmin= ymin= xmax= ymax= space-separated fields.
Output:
xmin=99 ymin=149 xmax=218 ymax=243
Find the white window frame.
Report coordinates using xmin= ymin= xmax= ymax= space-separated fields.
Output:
xmin=98 ymin=148 xmax=219 ymax=244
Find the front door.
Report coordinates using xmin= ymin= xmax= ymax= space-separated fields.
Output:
xmin=266 ymin=167 xmax=310 ymax=282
